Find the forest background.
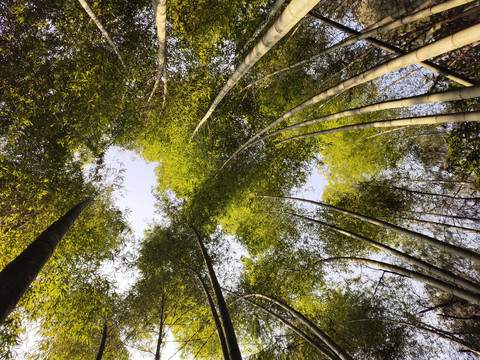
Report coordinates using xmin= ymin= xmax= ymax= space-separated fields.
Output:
xmin=1 ymin=0 xmax=480 ymax=359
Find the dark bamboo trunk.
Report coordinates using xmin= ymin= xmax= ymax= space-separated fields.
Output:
xmin=95 ymin=323 xmax=108 ymax=360
xmin=194 ymin=271 xmax=230 ymax=359
xmin=155 ymin=293 xmax=165 ymax=360
xmin=0 ymin=199 xmax=92 ymax=324
xmin=242 ymin=293 xmax=352 ymax=360
xmin=246 ymin=299 xmax=339 ymax=360
xmin=192 ymin=227 xmax=242 ymax=360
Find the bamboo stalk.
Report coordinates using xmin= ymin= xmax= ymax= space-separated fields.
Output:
xmin=245 ymin=299 xmax=339 ymax=359
xmin=310 ymin=13 xmax=477 ymax=86
xmin=147 ymin=0 xmax=168 ymax=104
xmin=239 ymin=86 xmax=480 ymax=153
xmin=222 ymin=22 xmax=480 ymax=169
xmin=240 ymin=293 xmax=352 ymax=360
xmin=285 ymin=210 xmax=480 ymax=294
xmin=192 ymin=0 xmax=321 ymax=138
xmin=77 ymin=0 xmax=125 ymax=68
xmin=0 ymin=199 xmax=92 ymax=324
xmin=275 ymin=112 xmax=480 ymax=144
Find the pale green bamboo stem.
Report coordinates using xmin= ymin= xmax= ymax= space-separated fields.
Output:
xmin=311 ymin=13 xmax=477 ymax=86
xmin=232 ymin=0 xmax=287 ymax=66
xmin=77 ymin=0 xmax=125 ymax=67
xmin=394 ymin=216 xmax=480 ymax=235
xmin=147 ymin=0 xmax=168 ymax=104
xmin=245 ymin=299 xmax=339 ymax=359
xmin=242 ymin=0 xmax=473 ymax=93
xmin=345 ymin=318 xmax=480 ymax=355
xmin=276 ymin=112 xmax=480 ymax=144
xmin=192 ymin=0 xmax=321 ymax=138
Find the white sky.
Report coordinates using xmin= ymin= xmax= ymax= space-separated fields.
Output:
xmin=103 ymin=147 xmax=181 ymax=359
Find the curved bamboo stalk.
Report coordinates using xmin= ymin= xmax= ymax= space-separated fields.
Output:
xmin=235 ymin=86 xmax=480 ymax=154
xmin=192 ymin=271 xmax=229 ymax=360
xmin=344 ymin=317 xmax=480 ymax=355
xmin=0 ymin=199 xmax=92 ymax=324
xmin=276 ymin=112 xmax=480 ymax=144
xmin=154 ymin=294 xmax=165 ymax=360
xmin=147 ymin=0 xmax=168 ymax=104
xmin=95 ymin=323 xmax=108 ymax=360
xmin=361 ymin=0 xmax=434 ymax=32
xmin=394 ymin=216 xmax=480 ymax=235
xmin=245 ymin=298 xmax=339 ymax=359
xmin=405 ymin=210 xmax=480 ymax=223
xmin=231 ymin=0 xmax=287 ymax=67
xmin=222 ymin=22 xmax=480 ymax=168
xmin=315 ymin=257 xmax=480 ymax=305
xmin=384 ymin=184 xmax=480 ymax=201
xmin=240 ymin=293 xmax=352 ymax=360
xmin=310 ymin=13 xmax=478 ymax=86
xmin=285 ymin=210 xmax=480 ymax=294
xmin=192 ymin=228 xmax=242 ymax=360
xmin=77 ymin=0 xmax=125 ymax=68
xmin=265 ymin=196 xmax=480 ymax=265
xmin=192 ymin=0 xmax=321 ymax=138
xmin=240 ymin=0 xmax=473 ymax=93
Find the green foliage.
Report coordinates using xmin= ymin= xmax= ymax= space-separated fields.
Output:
xmin=2 ymin=0 xmax=480 ymax=358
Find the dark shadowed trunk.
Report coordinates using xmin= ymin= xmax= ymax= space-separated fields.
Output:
xmin=95 ymin=323 xmax=108 ymax=360
xmin=155 ymin=293 xmax=165 ymax=360
xmin=192 ymin=269 xmax=230 ymax=359
xmin=192 ymin=227 xmax=242 ymax=360
xmin=0 ymin=199 xmax=92 ymax=324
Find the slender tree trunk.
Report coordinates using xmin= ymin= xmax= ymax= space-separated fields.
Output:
xmin=155 ymin=293 xmax=165 ymax=360
xmin=285 ymin=211 xmax=480 ymax=294
xmin=0 ymin=199 xmax=92 ymax=324
xmin=344 ymin=317 xmax=480 ymax=355
xmin=240 ymin=293 xmax=352 ymax=360
xmin=191 ymin=270 xmax=229 ymax=360
xmin=192 ymin=227 xmax=242 ymax=360
xmin=95 ymin=323 xmax=108 ymax=360
xmin=394 ymin=216 xmax=480 ymax=235
xmin=192 ymin=0 xmax=321 ymax=138
xmin=285 ymin=0 xmax=474 ymax=83
xmin=404 ymin=210 xmax=480 ymax=223
xmin=242 ymin=86 xmax=480 ymax=152
xmin=245 ymin=298 xmax=339 ymax=359
xmin=147 ymin=0 xmax=167 ymax=104
xmin=360 ymin=0 xmax=433 ymax=32
xmin=222 ymin=22 xmax=480 ymax=168
xmin=264 ymin=196 xmax=480 ymax=265
xmin=77 ymin=0 xmax=125 ymax=67
xmin=315 ymin=257 xmax=480 ymax=305
xmin=385 ymin=184 xmax=480 ymax=201
xmin=230 ymin=0 xmax=286 ymax=67
xmin=388 ymin=179 xmax=474 ymax=186
xmin=276 ymin=112 xmax=480 ymax=144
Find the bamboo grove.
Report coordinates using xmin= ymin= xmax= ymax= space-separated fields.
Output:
xmin=1 ymin=0 xmax=480 ymax=358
